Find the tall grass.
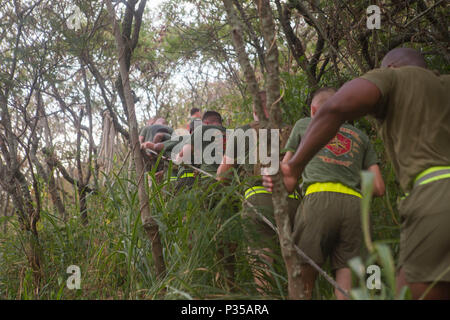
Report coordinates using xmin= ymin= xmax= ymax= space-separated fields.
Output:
xmin=0 ymin=159 xmax=405 ymax=299
xmin=0 ymin=165 xmax=291 ymax=299
xmin=348 ymin=170 xmax=408 ymax=300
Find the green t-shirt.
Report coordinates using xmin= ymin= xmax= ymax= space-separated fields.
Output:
xmin=139 ymin=124 xmax=173 ymax=143
xmin=161 ymin=135 xmax=193 ymax=177
xmin=161 ymin=135 xmax=188 ymax=156
xmin=361 ymin=66 xmax=450 ymax=192
xmin=285 ymin=117 xmax=378 ymax=193
xmin=224 ymin=122 xmax=264 ymax=187
xmin=190 ymin=124 xmax=226 ymax=174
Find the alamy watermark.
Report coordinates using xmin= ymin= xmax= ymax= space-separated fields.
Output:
xmin=66 ymin=265 xmax=81 ymax=290
xmin=168 ymin=126 xmax=280 ymax=175
xmin=66 ymin=5 xmax=84 ymax=31
xmin=366 ymin=264 xmax=381 ymax=290
xmin=367 ymin=5 xmax=381 ymax=30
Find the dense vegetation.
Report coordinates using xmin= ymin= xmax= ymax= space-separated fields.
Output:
xmin=0 ymin=0 xmax=447 ymax=299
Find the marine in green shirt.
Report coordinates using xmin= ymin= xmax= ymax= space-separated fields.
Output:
xmin=172 ymin=111 xmax=226 ymax=193
xmin=285 ymin=118 xmax=379 ymax=194
xmin=139 ymin=117 xmax=173 ymax=149
xmin=281 ymin=87 xmax=385 ymax=300
xmin=179 ymin=111 xmax=226 ymax=175
xmin=178 ymin=111 xmax=240 ymax=281
xmin=143 ymin=129 xmax=193 ymax=191
xmin=217 ymin=91 xmax=300 ymax=291
xmin=139 ymin=117 xmax=174 ymax=177
xmin=266 ymin=48 xmax=450 ymax=299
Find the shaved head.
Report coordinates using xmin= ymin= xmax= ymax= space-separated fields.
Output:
xmin=381 ymin=47 xmax=427 ymax=68
xmin=311 ymin=87 xmax=336 ymax=117
xmin=154 ymin=117 xmax=167 ymax=125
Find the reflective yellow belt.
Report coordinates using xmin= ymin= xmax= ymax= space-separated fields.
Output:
xmin=413 ymin=166 xmax=450 ymax=187
xmin=305 ymin=182 xmax=362 ymax=199
xmin=179 ymin=172 xmax=195 ymax=179
xmin=169 ymin=176 xmax=178 ymax=182
xmin=178 ymin=172 xmax=210 ymax=179
xmin=244 ymin=186 xmax=300 ymax=200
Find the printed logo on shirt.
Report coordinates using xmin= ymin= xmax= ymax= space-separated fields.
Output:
xmin=326 ymin=133 xmax=352 ymax=156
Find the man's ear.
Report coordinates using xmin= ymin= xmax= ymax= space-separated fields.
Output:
xmin=311 ymin=105 xmax=317 ymax=117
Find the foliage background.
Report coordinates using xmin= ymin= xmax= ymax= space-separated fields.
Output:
xmin=0 ymin=0 xmax=448 ymax=299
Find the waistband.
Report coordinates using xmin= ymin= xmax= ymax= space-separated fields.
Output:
xmin=244 ymin=186 xmax=300 ymax=200
xmin=179 ymin=172 xmax=195 ymax=179
xmin=413 ymin=166 xmax=450 ymax=188
xmin=305 ymin=182 xmax=362 ymax=199
xmin=178 ymin=172 xmax=211 ymax=179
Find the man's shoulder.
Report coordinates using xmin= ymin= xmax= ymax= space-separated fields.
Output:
xmin=361 ymin=66 xmax=438 ymax=87
xmin=139 ymin=126 xmax=149 ymax=133
xmin=204 ymin=124 xmax=226 ymax=132
xmin=154 ymin=124 xmax=173 ymax=131
xmin=436 ymin=71 xmax=450 ymax=87
xmin=296 ymin=117 xmax=311 ymax=123
xmin=293 ymin=117 xmax=311 ymax=131
xmin=341 ymin=122 xmax=365 ymax=134
xmin=341 ymin=123 xmax=370 ymax=143
xmin=360 ymin=67 xmax=395 ymax=90
xmin=192 ymin=124 xmax=226 ymax=137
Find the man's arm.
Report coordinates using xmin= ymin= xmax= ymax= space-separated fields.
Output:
xmin=368 ymin=164 xmax=385 ymax=197
xmin=282 ymin=151 xmax=293 ymax=163
xmin=263 ymin=78 xmax=382 ymax=192
xmin=139 ymin=127 xmax=147 ymax=147
xmin=140 ymin=141 xmax=166 ymax=159
xmin=216 ymin=155 xmax=235 ymax=182
xmin=175 ymin=143 xmax=191 ymax=164
xmin=153 ymin=132 xmax=168 ymax=143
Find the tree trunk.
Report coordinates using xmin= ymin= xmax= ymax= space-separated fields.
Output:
xmin=257 ymin=0 xmax=305 ymax=300
xmin=106 ymin=0 xmax=166 ymax=279
xmin=222 ymin=0 xmax=267 ymax=126
xmin=49 ymin=173 xmax=66 ymax=220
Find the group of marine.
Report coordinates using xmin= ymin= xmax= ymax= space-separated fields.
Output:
xmin=138 ymin=48 xmax=450 ymax=300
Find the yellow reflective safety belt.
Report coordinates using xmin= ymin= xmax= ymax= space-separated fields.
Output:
xmin=413 ymin=166 xmax=450 ymax=187
xmin=399 ymin=166 xmax=450 ymax=200
xmin=305 ymin=182 xmax=362 ymax=199
xmin=179 ymin=172 xmax=195 ymax=179
xmin=244 ymin=186 xmax=299 ymax=200
xmin=169 ymin=176 xmax=178 ymax=182
xmin=178 ymin=172 xmax=211 ymax=179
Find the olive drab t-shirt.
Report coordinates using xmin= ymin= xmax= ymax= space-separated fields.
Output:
xmin=225 ymin=122 xmax=291 ymax=188
xmin=162 ymin=135 xmax=189 ymax=156
xmin=361 ymin=66 xmax=450 ymax=192
xmin=190 ymin=124 xmax=227 ymax=174
xmin=161 ymin=135 xmax=190 ymax=177
xmin=285 ymin=117 xmax=378 ymax=193
xmin=139 ymin=124 xmax=173 ymax=143
xmin=225 ymin=122 xmax=261 ymax=187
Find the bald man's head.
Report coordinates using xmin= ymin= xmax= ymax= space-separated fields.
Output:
xmin=381 ymin=48 xmax=427 ymax=69
xmin=154 ymin=117 xmax=167 ymax=125
xmin=311 ymin=87 xmax=336 ymax=117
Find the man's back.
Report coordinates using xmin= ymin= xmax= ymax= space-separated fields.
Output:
xmin=361 ymin=66 xmax=450 ymax=191
xmin=285 ymin=117 xmax=378 ymax=193
xmin=191 ymin=124 xmax=226 ymax=174
xmin=140 ymin=124 xmax=173 ymax=143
